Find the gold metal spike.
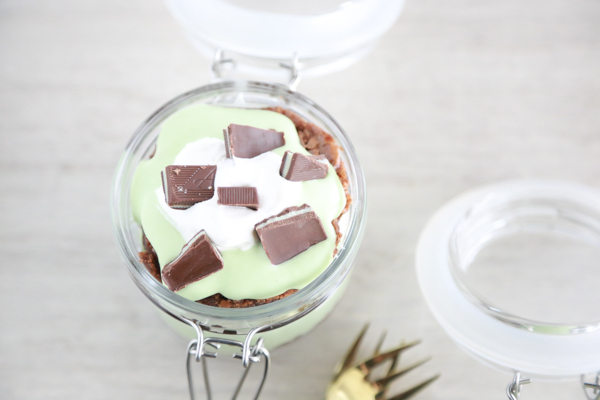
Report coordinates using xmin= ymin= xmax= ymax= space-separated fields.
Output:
xmin=375 ymin=350 xmax=400 ymax=400
xmin=326 ymin=326 xmax=438 ymax=400
xmin=368 ymin=331 xmax=388 ymax=382
xmin=386 ymin=342 xmax=402 ymax=376
xmin=374 ymin=331 xmax=387 ymax=356
xmin=360 ymin=340 xmax=420 ymax=371
xmin=333 ymin=323 xmax=370 ymax=381
xmin=375 ymin=357 xmax=432 ymax=390
xmin=387 ymin=375 xmax=440 ymax=400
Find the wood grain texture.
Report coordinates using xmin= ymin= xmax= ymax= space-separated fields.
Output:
xmin=1 ymin=0 xmax=599 ymax=399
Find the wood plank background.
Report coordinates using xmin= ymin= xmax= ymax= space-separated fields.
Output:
xmin=1 ymin=1 xmax=599 ymax=399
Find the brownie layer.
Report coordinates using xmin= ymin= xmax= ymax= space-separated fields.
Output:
xmin=197 ymin=290 xmax=299 ymax=308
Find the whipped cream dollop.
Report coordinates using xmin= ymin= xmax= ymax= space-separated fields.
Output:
xmin=156 ymin=138 xmax=302 ymax=251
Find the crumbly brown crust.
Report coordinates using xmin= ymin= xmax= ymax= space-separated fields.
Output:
xmin=197 ymin=290 xmax=298 ymax=308
xmin=138 ymin=107 xmax=351 ymax=307
xmin=140 ymin=234 xmax=161 ymax=283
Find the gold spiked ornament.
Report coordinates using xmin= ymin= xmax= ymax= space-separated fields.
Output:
xmin=327 ymin=325 xmax=439 ymax=400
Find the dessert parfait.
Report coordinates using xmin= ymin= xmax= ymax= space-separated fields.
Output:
xmin=112 ymin=81 xmax=366 ymax=349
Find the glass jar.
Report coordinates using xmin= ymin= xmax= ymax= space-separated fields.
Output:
xmin=111 ymin=80 xmax=367 ymax=351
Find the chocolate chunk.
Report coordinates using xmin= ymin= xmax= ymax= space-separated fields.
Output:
xmin=279 ymin=151 xmax=328 ymax=181
xmin=161 ymin=165 xmax=217 ymax=209
xmin=223 ymin=123 xmax=285 ymax=158
xmin=162 ymin=230 xmax=224 ymax=291
xmin=255 ymin=204 xmax=327 ymax=265
xmin=217 ymin=186 xmax=259 ymax=210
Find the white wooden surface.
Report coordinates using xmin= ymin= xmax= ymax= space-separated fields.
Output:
xmin=1 ymin=1 xmax=599 ymax=399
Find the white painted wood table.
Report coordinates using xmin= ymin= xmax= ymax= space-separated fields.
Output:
xmin=1 ymin=1 xmax=599 ymax=399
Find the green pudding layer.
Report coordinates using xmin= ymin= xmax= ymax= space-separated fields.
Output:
xmin=131 ymin=104 xmax=346 ymax=301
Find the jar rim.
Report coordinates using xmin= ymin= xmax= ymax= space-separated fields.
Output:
xmin=111 ymin=80 xmax=367 ymax=333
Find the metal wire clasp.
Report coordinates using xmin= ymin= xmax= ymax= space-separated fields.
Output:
xmin=583 ymin=372 xmax=600 ymax=400
xmin=505 ymin=370 xmax=600 ymax=400
xmin=210 ymin=49 xmax=236 ymax=82
xmin=183 ymin=318 xmax=271 ymax=400
xmin=278 ymin=52 xmax=301 ymax=91
xmin=210 ymin=48 xmax=302 ymax=91
xmin=506 ymin=372 xmax=531 ymax=400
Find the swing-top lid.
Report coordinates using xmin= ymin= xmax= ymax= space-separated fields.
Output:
xmin=166 ymin=0 xmax=404 ymax=79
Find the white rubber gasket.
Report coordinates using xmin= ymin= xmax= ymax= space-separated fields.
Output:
xmin=416 ymin=180 xmax=600 ymax=377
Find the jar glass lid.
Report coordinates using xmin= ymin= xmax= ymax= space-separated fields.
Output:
xmin=416 ymin=180 xmax=600 ymax=377
xmin=166 ymin=0 xmax=404 ymax=78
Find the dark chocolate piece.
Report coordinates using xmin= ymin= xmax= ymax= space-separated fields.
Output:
xmin=223 ymin=124 xmax=285 ymax=159
xmin=162 ymin=230 xmax=224 ymax=291
xmin=161 ymin=165 xmax=217 ymax=209
xmin=217 ymin=186 xmax=259 ymax=210
xmin=279 ymin=151 xmax=328 ymax=181
xmin=255 ymin=204 xmax=327 ymax=265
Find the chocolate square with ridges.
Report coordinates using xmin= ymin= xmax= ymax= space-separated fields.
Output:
xmin=161 ymin=165 xmax=217 ymax=209
xmin=223 ymin=123 xmax=285 ymax=159
xmin=279 ymin=151 xmax=328 ymax=181
xmin=255 ymin=204 xmax=327 ymax=265
xmin=162 ymin=230 xmax=223 ymax=291
xmin=217 ymin=187 xmax=259 ymax=210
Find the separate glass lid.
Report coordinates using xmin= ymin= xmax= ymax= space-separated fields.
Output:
xmin=166 ymin=0 xmax=404 ymax=78
xmin=416 ymin=180 xmax=600 ymax=378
